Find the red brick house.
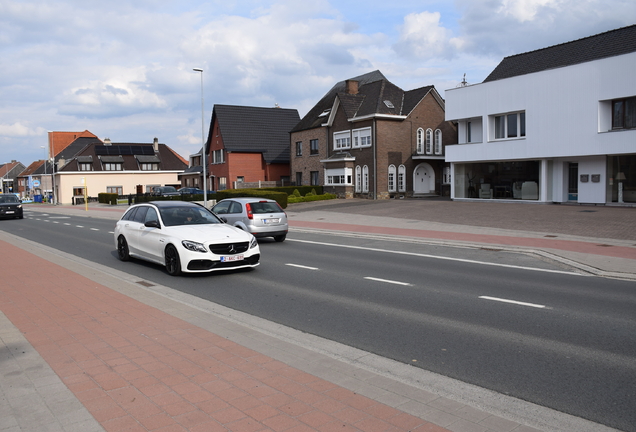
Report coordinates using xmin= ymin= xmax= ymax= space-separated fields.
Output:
xmin=205 ymin=105 xmax=300 ymax=191
xmin=290 ymin=71 xmax=457 ymax=199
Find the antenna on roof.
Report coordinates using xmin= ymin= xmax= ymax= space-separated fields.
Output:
xmin=457 ymin=73 xmax=468 ymax=88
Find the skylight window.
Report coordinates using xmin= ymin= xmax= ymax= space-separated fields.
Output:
xmin=384 ymin=100 xmax=395 ymax=109
xmin=318 ymin=109 xmax=331 ymax=118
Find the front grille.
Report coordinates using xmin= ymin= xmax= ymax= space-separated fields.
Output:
xmin=187 ymin=254 xmax=260 ymax=271
xmin=208 ymin=242 xmax=249 ymax=255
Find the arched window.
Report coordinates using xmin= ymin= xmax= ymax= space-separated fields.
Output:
xmin=363 ymin=165 xmax=369 ymax=193
xmin=355 ymin=166 xmax=361 ymax=193
xmin=434 ymin=129 xmax=442 ymax=154
xmin=426 ymin=129 xmax=433 ymax=154
xmin=398 ymin=165 xmax=406 ymax=192
xmin=388 ymin=165 xmax=396 ymax=192
xmin=416 ymin=128 xmax=424 ymax=154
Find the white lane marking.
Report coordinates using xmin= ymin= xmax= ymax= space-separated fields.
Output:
xmin=76 ymin=225 xmax=84 ymax=228
xmin=90 ymin=228 xmax=99 ymax=231
xmin=364 ymin=277 xmax=412 ymax=286
xmin=479 ymin=296 xmax=546 ymax=309
xmin=288 ymin=239 xmax=583 ymax=276
xmin=64 ymin=223 xmax=71 ymax=226
xmin=286 ymin=263 xmax=319 ymax=270
xmin=48 ymin=216 xmax=70 ymax=219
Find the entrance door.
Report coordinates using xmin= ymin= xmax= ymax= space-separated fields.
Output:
xmin=568 ymin=163 xmax=578 ymax=201
xmin=414 ymin=163 xmax=435 ymax=194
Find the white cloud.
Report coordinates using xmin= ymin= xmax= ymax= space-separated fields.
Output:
xmin=394 ymin=11 xmax=454 ymax=59
xmin=0 ymin=122 xmax=46 ymax=137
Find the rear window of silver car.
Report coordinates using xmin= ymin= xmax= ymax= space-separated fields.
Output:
xmin=250 ymin=202 xmax=283 ymax=214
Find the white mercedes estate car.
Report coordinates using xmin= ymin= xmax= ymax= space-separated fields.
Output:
xmin=114 ymin=201 xmax=260 ymax=276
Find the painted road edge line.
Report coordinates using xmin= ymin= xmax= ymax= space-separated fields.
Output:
xmin=479 ymin=296 xmax=546 ymax=309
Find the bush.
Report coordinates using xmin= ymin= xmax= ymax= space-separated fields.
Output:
xmin=98 ymin=193 xmax=118 ymax=205
xmin=287 ymin=193 xmax=337 ymax=204
xmin=293 ymin=189 xmax=301 ymax=197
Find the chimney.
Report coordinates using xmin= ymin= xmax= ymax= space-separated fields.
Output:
xmin=104 ymin=138 xmax=112 ymax=145
xmin=153 ymin=137 xmax=159 ymax=152
xmin=345 ymin=79 xmax=359 ymax=95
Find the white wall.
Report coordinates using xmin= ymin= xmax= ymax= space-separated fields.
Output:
xmin=445 ymin=52 xmax=636 ymax=163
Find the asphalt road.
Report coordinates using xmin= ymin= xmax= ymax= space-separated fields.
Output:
xmin=3 ymin=209 xmax=636 ymax=431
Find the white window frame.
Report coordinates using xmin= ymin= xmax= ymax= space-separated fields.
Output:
xmin=103 ymin=163 xmax=122 ymax=171
xmin=363 ymin=166 xmax=369 ymax=192
xmin=443 ymin=167 xmax=451 ymax=185
xmin=355 ymin=166 xmax=361 ymax=193
xmin=434 ymin=129 xmax=442 ymax=155
xmin=107 ymin=186 xmax=123 ymax=195
xmin=325 ymin=168 xmax=353 ymax=186
xmin=398 ymin=165 xmax=406 ymax=192
xmin=425 ymin=129 xmax=433 ymax=154
xmin=492 ymin=111 xmax=526 ymax=140
xmin=333 ymin=131 xmax=351 ymax=150
xmin=352 ymin=127 xmax=372 ymax=149
xmin=416 ymin=128 xmax=424 ymax=154
xmin=213 ymin=149 xmax=224 ymax=164
xmin=388 ymin=165 xmax=396 ymax=192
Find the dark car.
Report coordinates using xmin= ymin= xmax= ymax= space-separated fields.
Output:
xmin=0 ymin=194 xmax=24 ymax=219
xmin=151 ymin=186 xmax=178 ymax=196
xmin=172 ymin=187 xmax=208 ymax=196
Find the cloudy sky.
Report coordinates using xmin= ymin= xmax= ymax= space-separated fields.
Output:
xmin=1 ymin=0 xmax=634 ymax=165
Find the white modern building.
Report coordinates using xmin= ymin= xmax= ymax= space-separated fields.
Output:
xmin=445 ymin=25 xmax=636 ymax=205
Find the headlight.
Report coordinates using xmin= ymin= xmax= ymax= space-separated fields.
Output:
xmin=250 ymin=236 xmax=258 ymax=249
xmin=182 ymin=240 xmax=207 ymax=253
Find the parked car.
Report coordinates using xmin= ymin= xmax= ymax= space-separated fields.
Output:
xmin=166 ymin=187 xmax=208 ymax=196
xmin=114 ymin=201 xmax=260 ymax=275
xmin=0 ymin=194 xmax=24 ymax=219
xmin=212 ymin=197 xmax=288 ymax=242
xmin=151 ymin=186 xmax=178 ymax=196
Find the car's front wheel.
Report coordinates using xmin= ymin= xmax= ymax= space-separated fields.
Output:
xmin=117 ymin=236 xmax=130 ymax=261
xmin=165 ymin=245 xmax=182 ymax=276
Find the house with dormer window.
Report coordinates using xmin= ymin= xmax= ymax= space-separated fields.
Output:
xmin=445 ymin=25 xmax=636 ymax=205
xmin=54 ymin=138 xmax=187 ymax=204
xmin=290 ymin=71 xmax=456 ymax=199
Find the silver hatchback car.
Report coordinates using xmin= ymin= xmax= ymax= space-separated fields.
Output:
xmin=212 ymin=197 xmax=288 ymax=242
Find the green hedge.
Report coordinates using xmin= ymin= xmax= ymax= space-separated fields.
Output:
xmin=259 ymin=186 xmax=323 ymax=196
xmin=98 ymin=193 xmax=118 ymax=205
xmin=135 ymin=190 xmax=288 ymax=208
xmin=287 ymin=193 xmax=337 ymax=204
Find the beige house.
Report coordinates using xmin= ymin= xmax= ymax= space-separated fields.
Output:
xmin=55 ymin=138 xmax=187 ymax=204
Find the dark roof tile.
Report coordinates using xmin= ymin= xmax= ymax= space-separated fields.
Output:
xmin=484 ymin=25 xmax=636 ymax=82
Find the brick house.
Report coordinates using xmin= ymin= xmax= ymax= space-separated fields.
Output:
xmin=0 ymin=160 xmax=26 ymax=194
xmin=290 ymin=71 xmax=457 ymax=199
xmin=205 ymin=105 xmax=301 ymax=191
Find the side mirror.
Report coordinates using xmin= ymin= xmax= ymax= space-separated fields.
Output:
xmin=144 ymin=220 xmax=160 ymax=228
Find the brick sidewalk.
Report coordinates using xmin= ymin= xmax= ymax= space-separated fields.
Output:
xmin=0 ymin=239 xmax=449 ymax=432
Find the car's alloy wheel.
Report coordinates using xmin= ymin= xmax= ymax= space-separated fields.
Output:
xmin=165 ymin=245 xmax=182 ymax=276
xmin=117 ymin=236 xmax=130 ymax=261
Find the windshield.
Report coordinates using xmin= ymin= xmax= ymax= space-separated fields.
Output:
xmin=0 ymin=195 xmax=19 ymax=204
xmin=159 ymin=206 xmax=223 ymax=226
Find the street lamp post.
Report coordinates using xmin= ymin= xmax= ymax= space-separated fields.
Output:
xmin=193 ymin=68 xmax=207 ymax=208
xmin=40 ymin=145 xmax=47 ymax=200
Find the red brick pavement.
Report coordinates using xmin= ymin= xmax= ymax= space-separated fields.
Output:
xmin=0 ymin=239 xmax=450 ymax=432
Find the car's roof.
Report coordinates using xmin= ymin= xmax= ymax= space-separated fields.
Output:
xmin=142 ymin=201 xmax=204 ymax=209
xmin=219 ymin=197 xmax=275 ymax=203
